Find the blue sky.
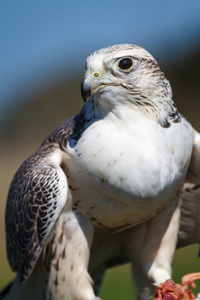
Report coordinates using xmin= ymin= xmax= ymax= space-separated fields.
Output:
xmin=1 ymin=0 xmax=200 ymax=117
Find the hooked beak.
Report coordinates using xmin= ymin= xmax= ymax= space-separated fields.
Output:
xmin=80 ymin=71 xmax=107 ymax=102
xmin=81 ymin=77 xmax=92 ymax=102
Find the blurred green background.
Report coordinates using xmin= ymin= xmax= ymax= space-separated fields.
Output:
xmin=1 ymin=1 xmax=200 ymax=299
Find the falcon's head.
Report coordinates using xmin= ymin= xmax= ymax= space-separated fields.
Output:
xmin=81 ymin=44 xmax=172 ymax=118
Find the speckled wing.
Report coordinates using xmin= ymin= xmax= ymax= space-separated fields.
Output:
xmin=5 ymin=144 xmax=68 ymax=283
xmin=178 ymin=130 xmax=200 ymax=249
xmin=178 ymin=172 xmax=200 ymax=248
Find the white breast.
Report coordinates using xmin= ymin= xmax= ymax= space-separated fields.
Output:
xmin=66 ymin=113 xmax=194 ymax=228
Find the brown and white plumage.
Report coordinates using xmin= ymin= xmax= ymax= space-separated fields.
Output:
xmin=1 ymin=44 xmax=200 ymax=300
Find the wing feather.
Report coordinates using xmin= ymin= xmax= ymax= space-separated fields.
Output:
xmin=178 ymin=129 xmax=200 ymax=249
xmin=5 ymin=146 xmax=68 ymax=283
xmin=5 ymin=118 xmax=76 ymax=282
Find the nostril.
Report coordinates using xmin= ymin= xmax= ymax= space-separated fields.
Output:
xmin=93 ymin=72 xmax=99 ymax=78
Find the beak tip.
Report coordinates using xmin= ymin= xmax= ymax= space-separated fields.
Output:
xmin=81 ymin=79 xmax=91 ymax=102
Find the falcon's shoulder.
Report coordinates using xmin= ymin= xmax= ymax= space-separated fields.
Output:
xmin=41 ymin=117 xmax=75 ymax=150
xmin=42 ymin=107 xmax=94 ymax=148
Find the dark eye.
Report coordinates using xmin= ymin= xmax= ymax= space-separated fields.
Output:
xmin=118 ymin=58 xmax=134 ymax=70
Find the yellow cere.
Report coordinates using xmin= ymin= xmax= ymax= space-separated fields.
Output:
xmin=93 ymin=72 xmax=99 ymax=78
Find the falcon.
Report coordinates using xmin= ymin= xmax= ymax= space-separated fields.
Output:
xmin=1 ymin=44 xmax=200 ymax=300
